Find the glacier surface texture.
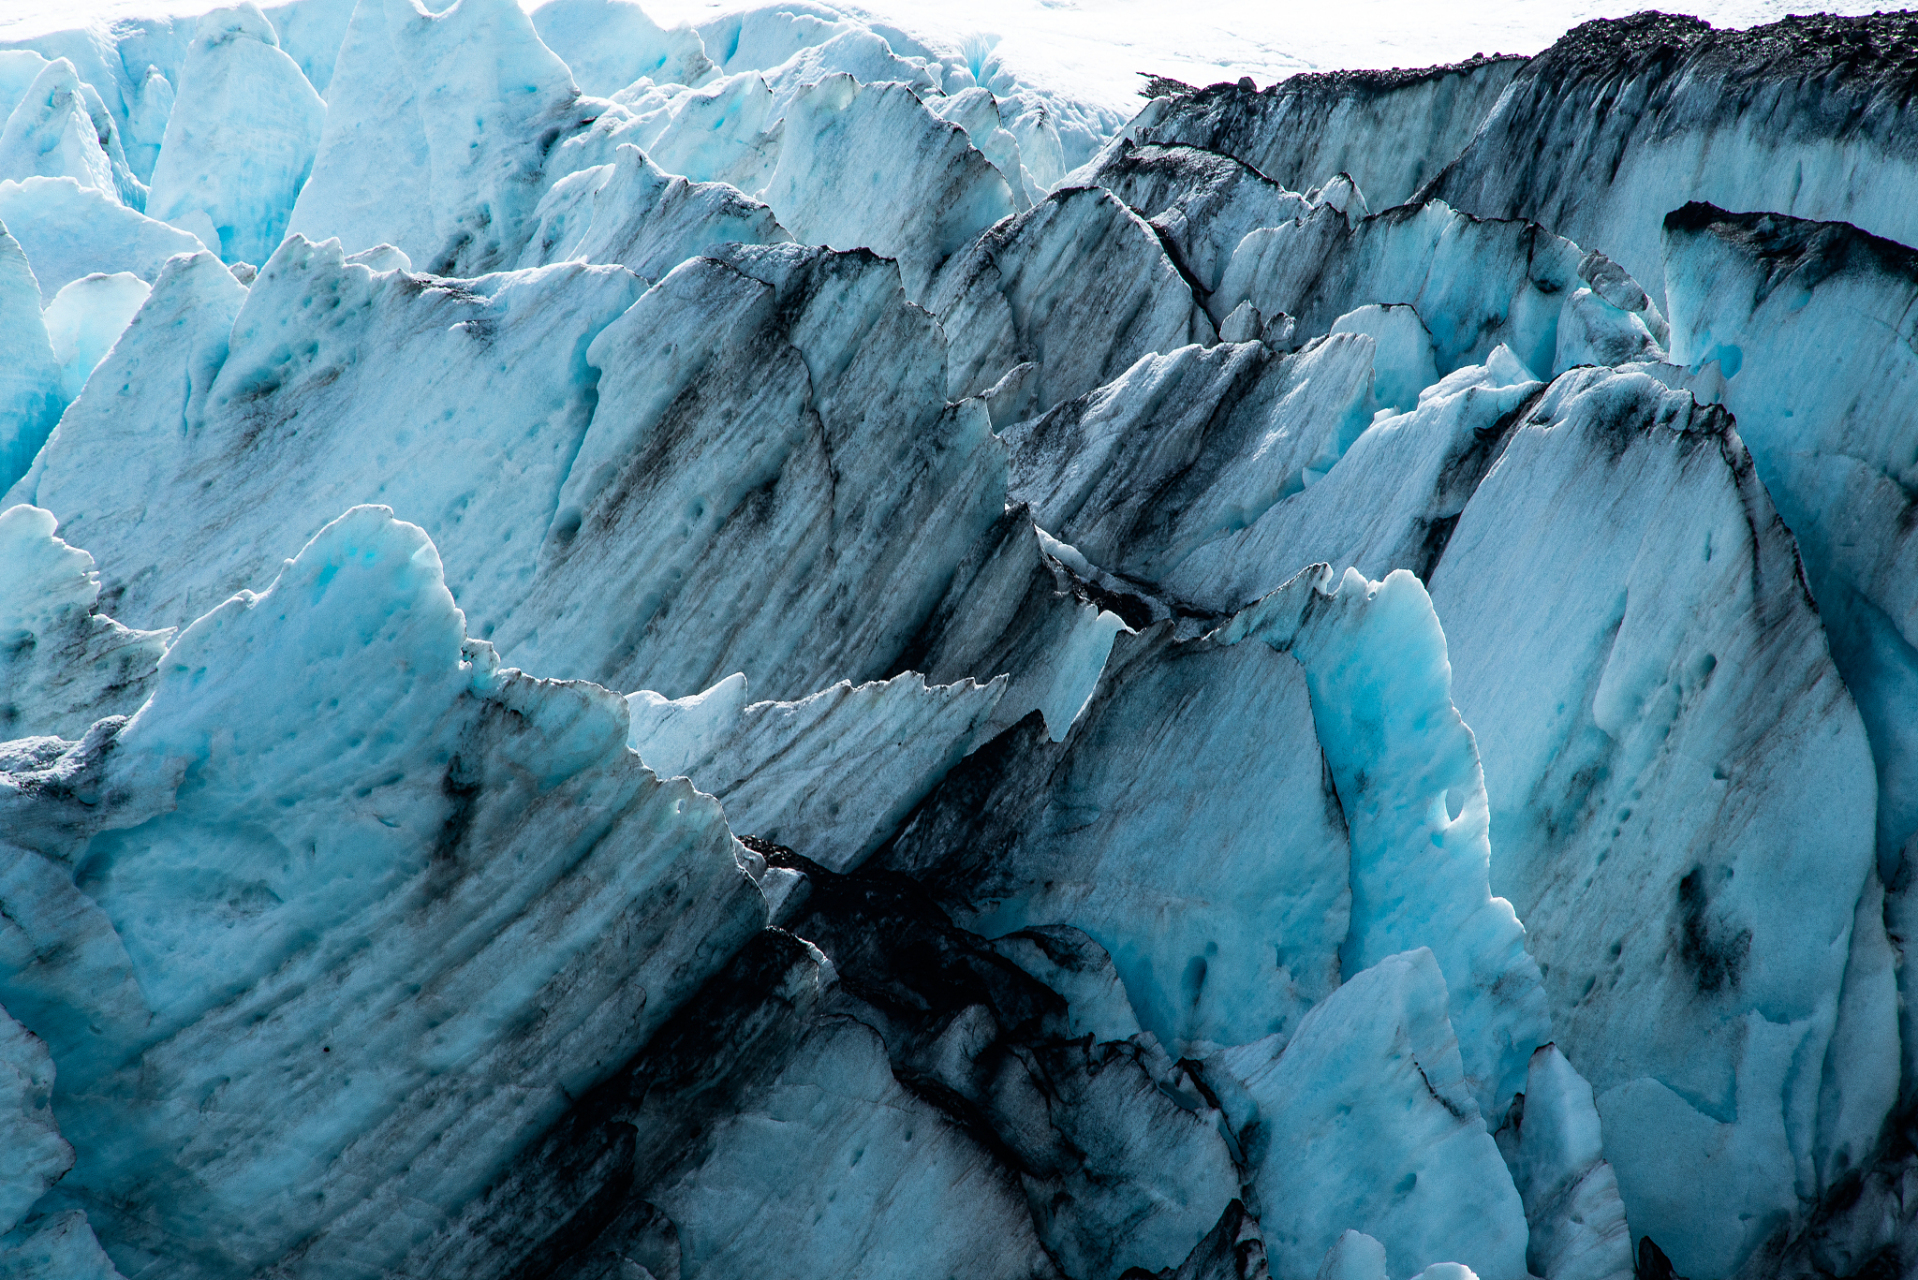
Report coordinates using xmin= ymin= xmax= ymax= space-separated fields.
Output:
xmin=0 ymin=4 xmax=1914 ymax=1280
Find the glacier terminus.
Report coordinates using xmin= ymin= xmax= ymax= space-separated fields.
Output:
xmin=0 ymin=3 xmax=1915 ymax=1280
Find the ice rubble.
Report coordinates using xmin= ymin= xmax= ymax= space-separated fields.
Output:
xmin=0 ymin=1 xmax=1916 ymax=1278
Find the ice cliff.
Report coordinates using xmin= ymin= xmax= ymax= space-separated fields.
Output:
xmin=0 ymin=3 xmax=1912 ymax=1280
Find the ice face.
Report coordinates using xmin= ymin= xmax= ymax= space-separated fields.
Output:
xmin=630 ymin=670 xmax=1006 ymax=871
xmin=931 ymin=184 xmax=1214 ymax=408
xmin=0 ymin=1006 xmax=68 ymax=1236
xmin=41 ymin=271 xmax=149 ymax=402
xmin=1216 ymin=949 xmax=1529 ymax=1280
xmin=287 ymin=0 xmax=593 ymax=276
xmin=1 ymin=2 xmax=1916 ymax=1278
xmin=1000 ymin=335 xmax=1376 ymax=582
xmin=761 ymin=76 xmax=1013 ymax=301
xmin=0 ymin=219 xmax=62 ymax=489
xmin=528 ymin=0 xmax=714 ymax=97
xmin=1130 ymin=58 xmax=1525 ymax=212
xmin=1428 ymin=369 xmax=1886 ymax=1278
xmin=1503 ymin=1045 xmax=1634 ymax=1280
xmin=0 ymin=58 xmax=144 ymax=209
xmin=879 ymin=615 xmax=1354 ymax=1056
xmin=515 ymin=143 xmax=791 ymax=278
xmin=146 ymin=4 xmax=324 ymax=266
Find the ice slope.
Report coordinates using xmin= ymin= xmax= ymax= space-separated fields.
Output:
xmin=515 ymin=143 xmax=790 ymax=278
xmin=528 ymin=0 xmax=714 ymax=96
xmin=998 ymin=334 xmax=1379 ymax=585
xmin=760 ymin=76 xmax=1013 ymax=299
xmin=971 ymin=320 xmax=1885 ymax=1273
xmin=1660 ymin=205 xmax=1918 ymax=873
xmin=41 ymin=271 xmax=148 ymax=401
xmin=1212 ymin=199 xmax=1665 ymax=381
xmin=1502 ymin=1046 xmax=1635 ymax=1280
xmin=0 ymin=506 xmax=769 ymax=1278
xmin=882 ymin=566 xmax=1550 ymax=1130
xmin=931 ymin=184 xmax=1215 ymax=409
xmin=8 ymin=234 xmax=1037 ymax=708
xmin=1082 ymin=142 xmax=1311 ymax=298
xmin=286 ymin=0 xmax=599 ymax=275
xmin=1426 ymin=369 xmax=1886 ymax=1279
xmin=1424 ymin=13 xmax=1918 ymax=308
xmin=1215 ymin=949 xmax=1528 ymax=1280
xmin=627 ymin=670 xmax=1006 ymax=869
xmin=494 ymin=243 xmax=1009 ymax=697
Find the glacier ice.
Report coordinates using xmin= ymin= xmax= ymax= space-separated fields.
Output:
xmin=528 ymin=0 xmax=714 ymax=97
xmin=932 ymin=184 xmax=1215 ymax=408
xmin=0 ymin=505 xmax=169 ymax=739
xmin=0 ymin=58 xmax=144 ymax=210
xmin=1128 ymin=56 xmax=1524 ymax=212
xmin=1214 ymin=948 xmax=1529 ymax=1280
xmin=0 ymin=1006 xmax=67 ymax=1235
xmin=1427 ymin=367 xmax=1886 ymax=1278
xmin=0 ymin=176 xmax=205 ymax=300
xmin=516 ymin=143 xmax=790 ymax=278
xmin=0 ymin=219 xmax=61 ymax=489
xmin=1502 ymin=1045 xmax=1634 ymax=1280
xmin=145 ymin=3 xmax=324 ymax=266
xmin=287 ymin=0 xmax=595 ymax=275
xmin=40 ymin=272 xmax=148 ymax=402
xmin=0 ymin=2 xmax=1916 ymax=1278
xmin=4 ymin=506 xmax=767 ymax=1278
xmin=760 ymin=75 xmax=1013 ymax=300
xmin=628 ymin=669 xmax=1005 ymax=870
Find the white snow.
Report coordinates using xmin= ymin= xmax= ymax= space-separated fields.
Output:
xmin=0 ymin=0 xmax=1894 ymax=117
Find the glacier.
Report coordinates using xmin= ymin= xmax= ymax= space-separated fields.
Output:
xmin=0 ymin=2 xmax=1915 ymax=1279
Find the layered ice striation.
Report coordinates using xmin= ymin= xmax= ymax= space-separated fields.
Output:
xmin=1 ymin=2 xmax=1916 ymax=1280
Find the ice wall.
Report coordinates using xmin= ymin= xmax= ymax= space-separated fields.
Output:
xmin=0 ymin=2 xmax=1913 ymax=1278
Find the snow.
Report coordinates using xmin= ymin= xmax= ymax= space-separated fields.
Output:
xmin=0 ymin=0 xmax=1891 ymax=120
